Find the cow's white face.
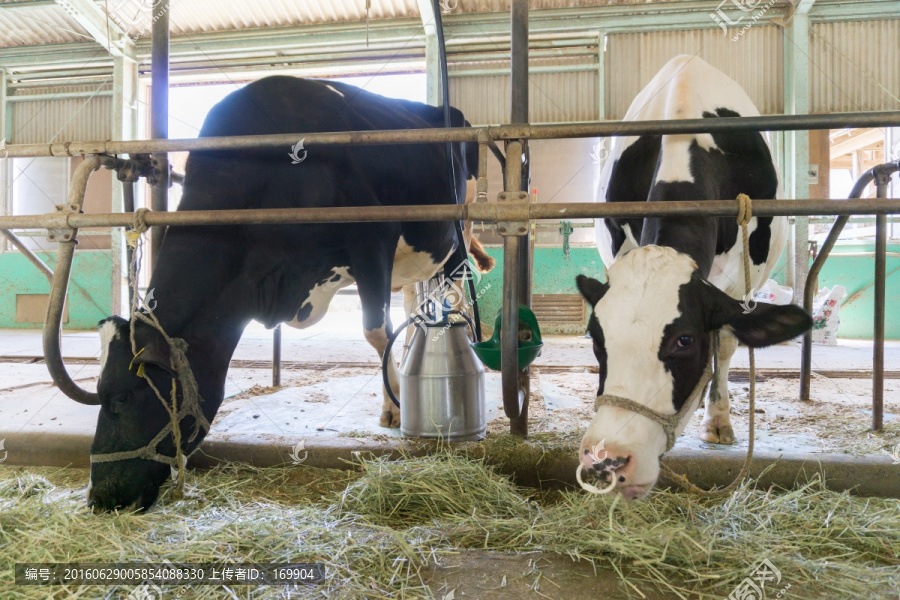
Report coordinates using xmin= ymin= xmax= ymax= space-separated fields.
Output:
xmin=577 ymin=246 xmax=812 ymax=500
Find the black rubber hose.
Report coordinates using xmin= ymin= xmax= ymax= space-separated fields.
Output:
xmin=431 ymin=0 xmax=482 ymax=343
xmin=383 ymin=317 xmax=415 ymax=408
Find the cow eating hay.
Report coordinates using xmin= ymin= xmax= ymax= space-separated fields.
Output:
xmin=87 ymin=77 xmax=483 ymax=511
xmin=577 ymin=56 xmax=812 ymax=499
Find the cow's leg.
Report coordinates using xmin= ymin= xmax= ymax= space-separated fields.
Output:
xmin=353 ymin=240 xmax=403 ymax=428
xmin=699 ymin=330 xmax=738 ymax=445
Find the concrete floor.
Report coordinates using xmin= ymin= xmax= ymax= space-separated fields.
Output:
xmin=0 ymin=292 xmax=897 ymax=459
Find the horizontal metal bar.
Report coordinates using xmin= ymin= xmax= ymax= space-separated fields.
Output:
xmin=5 ymin=111 xmax=900 ymax=158
xmin=1 ymin=198 xmax=897 ymax=231
xmin=7 ymin=91 xmax=114 ymax=102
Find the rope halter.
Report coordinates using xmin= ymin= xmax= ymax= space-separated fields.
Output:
xmin=90 ymin=208 xmax=208 ymax=499
xmin=593 ymin=354 xmax=714 ymax=453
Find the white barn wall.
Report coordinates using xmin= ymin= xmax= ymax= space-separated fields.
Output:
xmin=810 ymin=20 xmax=900 ymax=113
xmin=8 ymin=84 xmax=112 ymax=145
xmin=605 ymin=26 xmax=784 ymax=119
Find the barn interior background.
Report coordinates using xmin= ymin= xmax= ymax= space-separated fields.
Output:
xmin=0 ymin=0 xmax=899 ymax=598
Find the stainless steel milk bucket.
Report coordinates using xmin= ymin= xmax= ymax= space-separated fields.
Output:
xmin=398 ymin=320 xmax=486 ymax=441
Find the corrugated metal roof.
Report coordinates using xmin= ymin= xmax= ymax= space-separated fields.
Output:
xmin=606 ymin=26 xmax=783 ymax=118
xmin=0 ymin=0 xmax=714 ymax=49
xmin=810 ymin=19 xmax=900 ymax=113
xmin=103 ymin=0 xmax=421 ymax=39
xmin=0 ymin=5 xmax=92 ymax=47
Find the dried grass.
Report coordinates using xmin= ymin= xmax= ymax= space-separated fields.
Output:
xmin=1 ymin=450 xmax=898 ymax=600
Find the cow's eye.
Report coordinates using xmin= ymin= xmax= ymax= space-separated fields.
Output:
xmin=676 ymin=335 xmax=695 ymax=349
xmin=110 ymin=393 xmax=129 ymax=413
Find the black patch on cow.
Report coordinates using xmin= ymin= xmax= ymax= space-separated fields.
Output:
xmin=585 ymin=312 xmax=608 ymax=397
xmin=657 ymin=274 xmax=714 ymax=411
xmin=601 ymin=134 xmax=661 ymax=256
xmin=601 ymin=109 xmax=779 ymax=277
xmin=330 ymin=273 xmax=342 ymax=282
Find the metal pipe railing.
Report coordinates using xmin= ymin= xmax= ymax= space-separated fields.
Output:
xmin=872 ymin=165 xmax=896 ymax=431
xmin=5 ymin=110 xmax=900 ymax=159
xmin=2 ymin=197 xmax=898 ymax=231
xmin=798 ymin=161 xmax=899 ymax=434
xmin=42 ymin=155 xmax=106 ymax=406
xmin=150 ymin=0 xmax=170 ymax=265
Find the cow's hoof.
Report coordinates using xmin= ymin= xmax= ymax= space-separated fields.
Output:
xmin=380 ymin=400 xmax=401 ymax=428
xmin=699 ymin=418 xmax=736 ymax=445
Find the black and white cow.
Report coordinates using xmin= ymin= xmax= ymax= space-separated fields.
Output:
xmin=576 ymin=56 xmax=812 ymax=499
xmin=89 ymin=76 xmax=482 ymax=510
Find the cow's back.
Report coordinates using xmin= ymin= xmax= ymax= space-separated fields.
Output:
xmin=595 ymin=55 xmax=784 ymax=299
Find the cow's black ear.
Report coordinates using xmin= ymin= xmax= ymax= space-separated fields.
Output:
xmin=130 ymin=321 xmax=175 ymax=375
xmin=704 ymin=284 xmax=812 ymax=348
xmin=576 ymin=275 xmax=608 ymax=306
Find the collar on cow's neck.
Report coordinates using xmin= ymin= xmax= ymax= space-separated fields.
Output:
xmin=593 ymin=332 xmax=717 ymax=452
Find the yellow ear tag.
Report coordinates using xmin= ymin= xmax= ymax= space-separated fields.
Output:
xmin=129 ymin=347 xmax=146 ymax=376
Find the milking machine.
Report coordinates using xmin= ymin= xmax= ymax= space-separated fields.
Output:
xmin=382 ymin=278 xmax=486 ymax=441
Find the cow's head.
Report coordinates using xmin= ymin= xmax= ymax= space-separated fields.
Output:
xmin=88 ymin=316 xmax=204 ymax=511
xmin=576 ymin=246 xmax=811 ymax=499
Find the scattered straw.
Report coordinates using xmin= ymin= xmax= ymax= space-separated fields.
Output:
xmin=1 ymin=450 xmax=898 ymax=599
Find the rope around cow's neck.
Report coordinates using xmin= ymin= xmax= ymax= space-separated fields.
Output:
xmin=89 ymin=208 xmax=209 ymax=500
xmin=661 ymin=194 xmax=756 ymax=497
xmin=579 ymin=194 xmax=757 ymax=497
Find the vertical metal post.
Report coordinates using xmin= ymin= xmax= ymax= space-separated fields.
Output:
xmin=784 ymin=7 xmax=810 ymax=302
xmin=150 ymin=0 xmax=170 ymax=265
xmin=273 ymin=324 xmax=282 ymax=387
xmin=502 ymin=0 xmax=531 ymax=437
xmin=800 ymin=168 xmax=876 ymax=400
xmin=123 ymin=181 xmax=136 ymax=310
xmin=872 ymin=171 xmax=890 ymax=431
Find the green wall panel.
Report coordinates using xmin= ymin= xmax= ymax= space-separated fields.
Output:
xmin=476 ymin=242 xmax=898 ymax=340
xmin=0 ymin=251 xmax=112 ymax=330
xmin=813 ymin=242 xmax=899 ymax=340
xmin=474 ymin=246 xmax=607 ymax=333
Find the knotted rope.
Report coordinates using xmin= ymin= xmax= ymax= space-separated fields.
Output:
xmin=661 ymin=193 xmax=757 ymax=497
xmin=89 ymin=208 xmax=209 ymax=500
xmin=579 ymin=194 xmax=758 ymax=497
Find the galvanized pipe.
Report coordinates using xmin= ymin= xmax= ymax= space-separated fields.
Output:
xmin=42 ymin=155 xmax=103 ymax=406
xmin=2 ymin=198 xmax=898 ymax=231
xmin=508 ymin=0 xmax=531 ymax=437
xmin=0 ymin=228 xmax=54 ymax=282
xmin=6 ymin=111 xmax=900 ymax=158
xmin=501 ymin=140 xmax=525 ymax=428
xmin=799 ymin=168 xmax=877 ymax=401
xmin=273 ymin=324 xmax=282 ymax=387
xmin=872 ymin=165 xmax=897 ymax=431
xmin=123 ymin=180 xmax=136 ymax=310
xmin=150 ymin=0 xmax=170 ymax=265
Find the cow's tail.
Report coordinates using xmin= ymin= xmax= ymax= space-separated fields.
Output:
xmin=468 ymin=237 xmax=495 ymax=273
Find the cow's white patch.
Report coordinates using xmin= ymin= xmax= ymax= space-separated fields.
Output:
xmin=390 ymin=235 xmax=453 ymax=291
xmin=583 ymin=246 xmax=698 ymax=487
xmin=98 ymin=320 xmax=120 ymax=374
xmin=287 ymin=267 xmax=354 ymax=330
xmin=324 ymin=84 xmax=345 ymax=98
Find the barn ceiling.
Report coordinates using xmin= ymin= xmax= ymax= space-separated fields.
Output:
xmin=0 ymin=0 xmax=682 ymax=49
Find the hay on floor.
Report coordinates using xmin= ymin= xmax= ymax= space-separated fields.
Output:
xmin=1 ymin=450 xmax=898 ymax=599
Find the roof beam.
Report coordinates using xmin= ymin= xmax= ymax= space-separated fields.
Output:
xmin=2 ymin=0 xmax=898 ymax=74
xmin=416 ymin=0 xmax=441 ymax=105
xmin=52 ymin=0 xmax=135 ymax=60
xmin=831 ymin=128 xmax=885 ymax=157
xmin=796 ymin=0 xmax=817 ymax=15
